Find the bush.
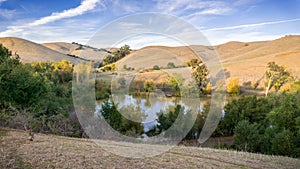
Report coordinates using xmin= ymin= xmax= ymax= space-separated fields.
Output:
xmin=271 ymin=130 xmax=295 ymax=156
xmin=233 ymin=120 xmax=260 ymax=152
xmin=227 ymin=78 xmax=240 ymax=95
xmin=167 ymin=62 xmax=176 ymax=69
xmin=153 ymin=65 xmax=160 ymax=70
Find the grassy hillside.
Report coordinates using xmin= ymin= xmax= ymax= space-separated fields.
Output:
xmin=42 ymin=42 xmax=109 ymax=61
xmin=117 ymin=35 xmax=300 ymax=89
xmin=1 ymin=129 xmax=299 ymax=169
xmin=1 ymin=35 xmax=299 ymax=88
xmin=0 ymin=37 xmax=81 ymax=64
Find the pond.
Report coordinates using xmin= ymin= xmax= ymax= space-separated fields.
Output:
xmin=96 ymin=94 xmax=212 ymax=132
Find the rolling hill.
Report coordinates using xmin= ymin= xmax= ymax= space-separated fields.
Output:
xmin=0 ymin=37 xmax=110 ymax=64
xmin=0 ymin=37 xmax=82 ymax=64
xmin=0 ymin=35 xmax=299 ymax=88
xmin=116 ymin=35 xmax=300 ymax=89
xmin=42 ymin=42 xmax=108 ymax=61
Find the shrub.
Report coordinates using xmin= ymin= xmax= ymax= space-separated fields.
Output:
xmin=227 ymin=78 xmax=240 ymax=95
xmin=233 ymin=120 xmax=260 ymax=152
xmin=153 ymin=65 xmax=160 ymax=70
xmin=271 ymin=130 xmax=295 ymax=156
xmin=167 ymin=62 xmax=176 ymax=68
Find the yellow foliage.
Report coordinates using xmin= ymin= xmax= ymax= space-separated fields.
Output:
xmin=205 ymin=82 xmax=212 ymax=94
xmin=227 ymin=78 xmax=240 ymax=95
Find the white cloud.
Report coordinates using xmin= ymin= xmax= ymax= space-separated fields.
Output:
xmin=0 ymin=0 xmax=7 ymax=3
xmin=29 ymin=0 xmax=101 ymax=26
xmin=0 ymin=0 xmax=102 ymax=38
xmin=155 ymin=0 xmax=232 ymax=16
xmin=204 ymin=18 xmax=300 ymax=31
xmin=0 ymin=9 xmax=17 ymax=19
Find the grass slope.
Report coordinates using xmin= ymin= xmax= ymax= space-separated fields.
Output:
xmin=0 ymin=37 xmax=81 ymax=64
xmin=42 ymin=42 xmax=108 ymax=61
xmin=1 ymin=129 xmax=299 ymax=169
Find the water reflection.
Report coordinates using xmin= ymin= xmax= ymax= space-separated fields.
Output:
xmin=96 ymin=94 xmax=210 ymax=132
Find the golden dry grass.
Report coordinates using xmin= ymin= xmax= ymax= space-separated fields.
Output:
xmin=117 ymin=35 xmax=300 ymax=89
xmin=1 ymin=129 xmax=299 ymax=169
xmin=1 ymin=35 xmax=299 ymax=89
xmin=0 ymin=37 xmax=80 ymax=64
xmin=42 ymin=42 xmax=108 ymax=61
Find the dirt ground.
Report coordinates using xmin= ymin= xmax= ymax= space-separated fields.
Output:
xmin=1 ymin=128 xmax=299 ymax=169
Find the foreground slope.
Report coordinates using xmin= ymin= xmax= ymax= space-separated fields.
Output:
xmin=1 ymin=129 xmax=299 ymax=169
xmin=0 ymin=37 xmax=82 ymax=64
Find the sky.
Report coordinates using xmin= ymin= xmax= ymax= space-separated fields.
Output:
xmin=0 ymin=0 xmax=299 ymax=48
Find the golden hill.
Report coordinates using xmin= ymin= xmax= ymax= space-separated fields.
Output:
xmin=116 ymin=35 xmax=300 ymax=89
xmin=0 ymin=37 xmax=81 ymax=64
xmin=42 ymin=42 xmax=108 ymax=61
xmin=1 ymin=35 xmax=299 ymax=88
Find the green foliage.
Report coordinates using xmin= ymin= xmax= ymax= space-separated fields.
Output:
xmin=191 ymin=59 xmax=209 ymax=95
xmin=233 ymin=120 xmax=260 ymax=152
xmin=101 ymin=45 xmax=130 ymax=66
xmin=264 ymin=62 xmax=291 ymax=96
xmin=100 ymin=101 xmax=123 ymax=131
xmin=290 ymin=81 xmax=300 ymax=93
xmin=143 ymin=80 xmax=156 ymax=92
xmin=271 ymin=130 xmax=295 ymax=156
xmin=167 ymin=62 xmax=176 ymax=69
xmin=99 ymin=101 xmax=144 ymax=137
xmin=153 ymin=65 xmax=160 ymax=70
xmin=221 ymin=92 xmax=300 ymax=157
xmin=0 ymin=45 xmax=80 ymax=136
xmin=220 ymin=96 xmax=270 ymax=136
xmin=95 ymin=79 xmax=111 ymax=100
xmin=168 ymin=73 xmax=184 ymax=96
xmin=151 ymin=104 xmax=206 ymax=140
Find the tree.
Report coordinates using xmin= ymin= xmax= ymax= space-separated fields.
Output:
xmin=264 ymin=62 xmax=291 ymax=96
xmin=227 ymin=78 xmax=240 ymax=95
xmin=101 ymin=45 xmax=131 ymax=66
xmin=191 ymin=59 xmax=209 ymax=95
xmin=233 ymin=120 xmax=260 ymax=152
xmin=167 ymin=62 xmax=176 ymax=69
xmin=153 ymin=65 xmax=160 ymax=70
xmin=144 ymin=80 xmax=156 ymax=92
xmin=271 ymin=130 xmax=295 ymax=156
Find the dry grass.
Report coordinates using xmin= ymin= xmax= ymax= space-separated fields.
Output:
xmin=42 ymin=42 xmax=108 ymax=61
xmin=0 ymin=37 xmax=80 ymax=64
xmin=1 ymin=129 xmax=299 ymax=169
xmin=119 ymin=35 xmax=300 ymax=89
xmin=1 ymin=35 xmax=300 ymax=88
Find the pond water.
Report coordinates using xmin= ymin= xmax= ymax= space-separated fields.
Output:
xmin=96 ymin=94 xmax=212 ymax=132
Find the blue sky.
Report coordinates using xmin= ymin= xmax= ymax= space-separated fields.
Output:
xmin=0 ymin=0 xmax=299 ymax=48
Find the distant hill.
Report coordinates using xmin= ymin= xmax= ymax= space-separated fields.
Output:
xmin=1 ymin=35 xmax=299 ymax=88
xmin=115 ymin=35 xmax=300 ymax=88
xmin=42 ymin=42 xmax=109 ymax=61
xmin=0 ymin=37 xmax=111 ymax=64
xmin=0 ymin=37 xmax=83 ymax=64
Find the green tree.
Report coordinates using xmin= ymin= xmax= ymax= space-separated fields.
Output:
xmin=153 ymin=65 xmax=160 ymax=70
xmin=271 ymin=130 xmax=295 ymax=156
xmin=233 ymin=120 xmax=260 ymax=152
xmin=100 ymin=101 xmax=122 ymax=131
xmin=144 ymin=80 xmax=156 ymax=92
xmin=167 ymin=62 xmax=176 ymax=69
xmin=191 ymin=59 xmax=209 ymax=95
xmin=264 ymin=62 xmax=291 ymax=96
